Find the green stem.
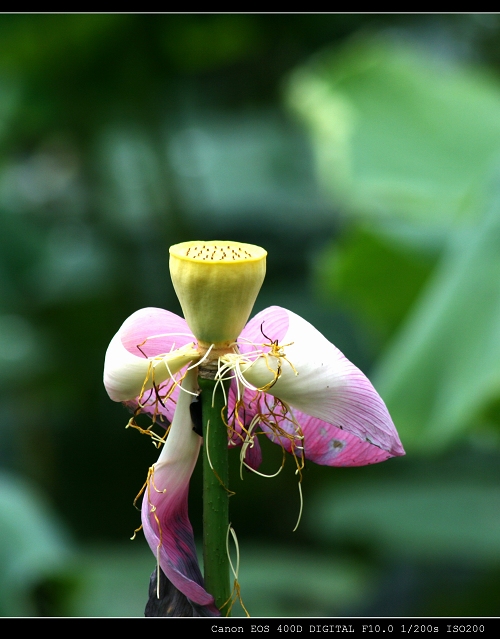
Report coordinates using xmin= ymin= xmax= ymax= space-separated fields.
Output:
xmin=198 ymin=375 xmax=231 ymax=616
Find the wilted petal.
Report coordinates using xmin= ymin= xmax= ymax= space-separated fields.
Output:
xmin=262 ymin=402 xmax=395 ymax=467
xmin=141 ymin=368 xmax=219 ymax=615
xmin=242 ymin=308 xmax=404 ymax=457
xmin=104 ymin=308 xmax=198 ymax=422
xmin=146 ymin=566 xmax=219 ymax=617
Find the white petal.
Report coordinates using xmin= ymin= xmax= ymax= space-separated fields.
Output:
xmin=242 ymin=308 xmax=404 ymax=456
xmin=155 ymin=368 xmax=200 ymax=467
xmin=104 ymin=330 xmax=198 ymax=402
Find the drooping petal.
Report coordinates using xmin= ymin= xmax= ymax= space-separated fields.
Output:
xmin=242 ymin=307 xmax=404 ymax=458
xmin=104 ymin=307 xmax=198 ymax=422
xmin=145 ymin=565 xmax=218 ymax=617
xmin=141 ymin=368 xmax=219 ymax=615
xmin=261 ymin=400 xmax=395 ymax=466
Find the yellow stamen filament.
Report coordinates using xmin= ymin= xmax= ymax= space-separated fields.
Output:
xmin=293 ymin=480 xmax=304 ymax=533
xmin=239 ymin=414 xmax=287 ymax=480
xmin=205 ymin=419 xmax=235 ymax=496
xmin=145 ymin=466 xmax=165 ymax=599
xmin=224 ymin=525 xmax=250 ymax=617
xmin=188 ymin=343 xmax=214 ymax=370
xmin=132 ymin=474 xmax=149 ymax=512
xmin=132 ymin=465 xmax=165 ymax=513
xmin=131 ymin=465 xmax=171 ymax=600
xmin=126 ymin=416 xmax=169 ymax=448
xmin=218 ymin=335 xmax=297 ymax=400
xmin=130 ymin=524 xmax=143 ymax=540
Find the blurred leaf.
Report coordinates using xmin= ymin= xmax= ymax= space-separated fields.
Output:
xmin=228 ymin=545 xmax=371 ymax=617
xmin=0 ymin=15 xmax=122 ymax=74
xmin=290 ymin=34 xmax=500 ymax=450
xmin=0 ymin=314 xmax=49 ymax=386
xmin=66 ymin=545 xmax=153 ymax=617
xmin=287 ymin=35 xmax=500 ymax=228
xmin=374 ymin=188 xmax=500 ymax=451
xmin=315 ymin=225 xmax=437 ymax=348
xmin=311 ymin=477 xmax=500 ymax=564
xmin=161 ymin=15 xmax=261 ymax=72
xmin=66 ymin=543 xmax=370 ymax=617
xmin=0 ymin=472 xmax=72 ymax=615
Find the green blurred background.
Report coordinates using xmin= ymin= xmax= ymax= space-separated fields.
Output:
xmin=2 ymin=14 xmax=500 ymax=617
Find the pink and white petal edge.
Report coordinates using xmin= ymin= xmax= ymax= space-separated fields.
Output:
xmin=263 ymin=407 xmax=395 ymax=466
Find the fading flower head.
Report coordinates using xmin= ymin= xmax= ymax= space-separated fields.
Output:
xmin=104 ymin=240 xmax=404 ymax=613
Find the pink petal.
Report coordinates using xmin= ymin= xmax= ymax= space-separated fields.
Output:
xmin=240 ymin=434 xmax=263 ymax=470
xmin=242 ymin=308 xmax=404 ymax=459
xmin=262 ymin=401 xmax=394 ymax=467
xmin=120 ymin=307 xmax=194 ymax=358
xmin=106 ymin=307 xmax=196 ymax=423
xmin=141 ymin=369 xmax=219 ymax=615
xmin=226 ymin=382 xmax=263 ymax=470
xmin=238 ymin=305 xmax=290 ymax=356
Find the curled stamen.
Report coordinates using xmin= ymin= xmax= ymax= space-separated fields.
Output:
xmin=130 ymin=524 xmax=143 ymax=540
xmin=126 ymin=417 xmax=169 ymax=448
xmin=237 ymin=414 xmax=286 ymax=480
xmin=133 ymin=466 xmax=166 ymax=515
xmin=142 ymin=466 xmax=165 ymax=598
xmin=218 ymin=342 xmax=298 ymax=397
xmin=225 ymin=525 xmax=250 ymax=617
xmin=239 ymin=422 xmax=258 ymax=480
xmin=228 ymin=391 xmax=305 ymax=531
xmin=133 ymin=474 xmax=150 ymax=512
xmin=206 ymin=420 xmax=236 ymax=496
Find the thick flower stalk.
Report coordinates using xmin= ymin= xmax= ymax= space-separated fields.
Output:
xmin=103 ymin=240 xmax=404 ymax=616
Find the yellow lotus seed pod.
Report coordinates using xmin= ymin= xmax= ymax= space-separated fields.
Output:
xmin=169 ymin=241 xmax=267 ymax=348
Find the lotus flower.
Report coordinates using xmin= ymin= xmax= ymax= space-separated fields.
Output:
xmin=103 ymin=240 xmax=404 ymax=614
